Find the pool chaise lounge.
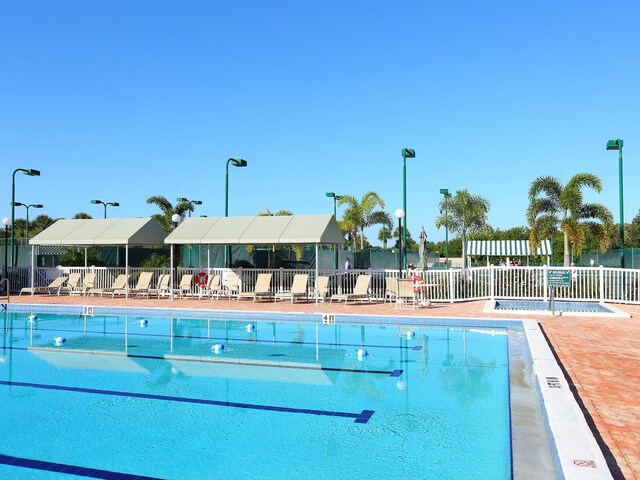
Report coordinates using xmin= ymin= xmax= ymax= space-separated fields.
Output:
xmin=238 ymin=273 xmax=274 ymax=302
xmin=330 ymin=274 xmax=372 ymax=304
xmin=274 ymin=273 xmax=309 ymax=303
xmin=19 ymin=276 xmax=68 ymax=296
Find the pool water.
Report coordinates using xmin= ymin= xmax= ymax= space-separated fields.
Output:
xmin=1 ymin=312 xmax=511 ymax=479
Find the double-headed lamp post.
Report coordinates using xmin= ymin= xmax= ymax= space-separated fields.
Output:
xmin=439 ymin=188 xmax=451 ymax=268
xmin=225 ymin=158 xmax=248 ymax=268
xmin=13 ymin=203 xmax=43 ymax=244
xmin=11 ymin=168 xmax=40 ymax=267
xmin=326 ymin=192 xmax=342 ymax=269
xmin=606 ymin=139 xmax=625 ymax=269
xmin=90 ymin=200 xmax=120 ymax=219
xmin=395 ymin=208 xmax=405 ymax=275
xmin=2 ymin=217 xmax=9 ymax=292
xmin=401 ymin=148 xmax=415 ymax=270
xmin=176 ymin=197 xmax=203 ymax=217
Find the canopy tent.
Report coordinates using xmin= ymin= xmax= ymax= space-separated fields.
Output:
xmin=27 ymin=218 xmax=167 ymax=295
xmin=165 ymin=214 xmax=345 ymax=301
xmin=465 ymin=239 xmax=552 ymax=265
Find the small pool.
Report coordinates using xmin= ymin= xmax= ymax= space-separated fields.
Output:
xmin=0 ymin=309 xmax=519 ymax=479
xmin=486 ymin=299 xmax=630 ymax=317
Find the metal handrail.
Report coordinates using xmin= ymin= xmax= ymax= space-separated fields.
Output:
xmin=0 ymin=278 xmax=9 ymax=306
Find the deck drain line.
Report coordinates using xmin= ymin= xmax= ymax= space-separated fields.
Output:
xmin=546 ymin=377 xmax=562 ymax=388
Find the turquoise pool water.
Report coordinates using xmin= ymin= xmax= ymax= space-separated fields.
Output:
xmin=0 ymin=311 xmax=511 ymax=479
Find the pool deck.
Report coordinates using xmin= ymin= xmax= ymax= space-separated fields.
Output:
xmin=6 ymin=294 xmax=639 ymax=480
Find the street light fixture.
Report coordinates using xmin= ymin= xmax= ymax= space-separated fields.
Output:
xmin=326 ymin=192 xmax=343 ymax=269
xmin=2 ymin=217 xmax=9 ymax=293
xmin=395 ymin=208 xmax=405 ymax=275
xmin=439 ymin=188 xmax=451 ymax=268
xmin=176 ymin=197 xmax=203 ymax=218
xmin=13 ymin=203 xmax=43 ymax=245
xmin=90 ymin=200 xmax=120 ymax=219
xmin=225 ymin=158 xmax=248 ymax=268
xmin=401 ymin=148 xmax=415 ymax=270
xmin=606 ymin=139 xmax=625 ymax=269
xmin=11 ymin=168 xmax=40 ymax=267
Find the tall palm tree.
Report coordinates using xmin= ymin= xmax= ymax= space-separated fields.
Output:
xmin=146 ymin=195 xmax=191 ymax=233
xmin=337 ymin=191 xmax=386 ymax=251
xmin=376 ymin=211 xmax=393 ymax=249
xmin=527 ymin=173 xmax=613 ymax=266
xmin=435 ymin=189 xmax=490 ymax=268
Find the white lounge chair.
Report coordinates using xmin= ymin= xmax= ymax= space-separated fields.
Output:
xmin=87 ymin=274 xmax=130 ymax=297
xmin=150 ymin=274 xmax=170 ymax=298
xmin=274 ymin=274 xmax=309 ymax=303
xmin=330 ymin=274 xmax=371 ymax=304
xmin=384 ymin=277 xmax=399 ymax=304
xmin=395 ymin=278 xmax=417 ymax=310
xmin=199 ymin=274 xmax=222 ymax=299
xmin=172 ymin=274 xmax=194 ymax=298
xmin=238 ymin=273 xmax=273 ymax=302
xmin=312 ymin=276 xmax=330 ymax=302
xmin=20 ymin=276 xmax=68 ymax=296
xmin=112 ymin=271 xmax=154 ymax=298
xmin=221 ymin=273 xmax=240 ymax=299
xmin=80 ymin=272 xmax=96 ymax=296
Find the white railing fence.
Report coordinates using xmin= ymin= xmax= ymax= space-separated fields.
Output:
xmin=6 ymin=265 xmax=640 ymax=305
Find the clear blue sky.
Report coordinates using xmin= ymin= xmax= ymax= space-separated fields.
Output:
xmin=2 ymin=1 xmax=638 ymax=244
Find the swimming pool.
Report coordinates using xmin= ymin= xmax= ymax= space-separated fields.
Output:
xmin=1 ymin=309 xmax=516 ymax=479
xmin=485 ymin=299 xmax=631 ymax=317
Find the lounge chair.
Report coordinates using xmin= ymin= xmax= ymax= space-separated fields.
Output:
xmin=238 ymin=273 xmax=273 ymax=302
xmin=312 ymin=275 xmax=330 ymax=302
xmin=80 ymin=272 xmax=96 ymax=296
xmin=274 ymin=274 xmax=309 ymax=303
xmin=199 ymin=274 xmax=222 ymax=299
xmin=112 ymin=271 xmax=154 ymax=298
xmin=149 ymin=274 xmax=170 ymax=298
xmin=395 ymin=278 xmax=417 ymax=310
xmin=59 ymin=272 xmax=82 ymax=295
xmin=87 ymin=274 xmax=130 ymax=297
xmin=20 ymin=275 xmax=68 ymax=296
xmin=330 ymin=274 xmax=371 ymax=304
xmin=171 ymin=274 xmax=194 ymax=298
xmin=384 ymin=277 xmax=399 ymax=304
xmin=221 ymin=273 xmax=240 ymax=299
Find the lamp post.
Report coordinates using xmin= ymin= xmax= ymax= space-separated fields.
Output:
xmin=11 ymin=168 xmax=40 ymax=267
xmin=395 ymin=208 xmax=405 ymax=275
xmin=90 ymin=200 xmax=120 ymax=219
xmin=2 ymin=217 xmax=9 ymax=293
xmin=176 ymin=197 xmax=202 ymax=267
xmin=439 ymin=188 xmax=451 ymax=268
xmin=225 ymin=158 xmax=248 ymax=268
xmin=606 ymin=139 xmax=625 ymax=269
xmin=401 ymin=148 xmax=415 ymax=270
xmin=326 ymin=192 xmax=342 ymax=269
xmin=13 ymin=203 xmax=43 ymax=245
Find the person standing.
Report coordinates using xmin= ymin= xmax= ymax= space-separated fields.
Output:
xmin=345 ymin=257 xmax=352 ymax=270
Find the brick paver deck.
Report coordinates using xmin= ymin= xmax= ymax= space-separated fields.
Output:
xmin=6 ymin=294 xmax=640 ymax=479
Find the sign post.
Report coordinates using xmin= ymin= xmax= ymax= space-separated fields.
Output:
xmin=547 ymin=269 xmax=571 ymax=316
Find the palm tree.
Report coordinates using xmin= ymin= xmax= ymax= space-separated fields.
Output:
xmin=435 ymin=189 xmax=490 ymax=269
xmin=376 ymin=211 xmax=394 ymax=249
xmin=337 ymin=191 xmax=386 ymax=251
xmin=254 ymin=208 xmax=304 ymax=262
xmin=527 ymin=173 xmax=613 ymax=266
xmin=146 ymin=195 xmax=191 ymax=233
xmin=73 ymin=212 xmax=92 ymax=219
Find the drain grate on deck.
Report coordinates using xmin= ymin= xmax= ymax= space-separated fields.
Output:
xmin=546 ymin=377 xmax=562 ymax=389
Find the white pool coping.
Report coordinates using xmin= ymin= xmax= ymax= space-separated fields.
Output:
xmin=523 ymin=320 xmax=613 ymax=479
xmin=483 ymin=300 xmax=631 ymax=318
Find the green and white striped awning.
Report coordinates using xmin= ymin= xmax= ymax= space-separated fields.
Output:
xmin=465 ymin=240 xmax=552 ymax=256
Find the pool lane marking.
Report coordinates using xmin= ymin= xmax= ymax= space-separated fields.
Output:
xmin=0 ymin=380 xmax=375 ymax=424
xmin=12 ymin=346 xmax=403 ymax=377
xmin=0 ymin=453 xmax=163 ymax=480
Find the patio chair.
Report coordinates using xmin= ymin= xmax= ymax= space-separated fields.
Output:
xmin=312 ymin=275 xmax=330 ymax=302
xmin=59 ymin=272 xmax=82 ymax=295
xmin=384 ymin=277 xmax=399 ymax=304
xmin=238 ymin=273 xmax=273 ymax=302
xmin=220 ymin=273 xmax=241 ymax=299
xmin=112 ymin=271 xmax=154 ymax=298
xmin=19 ymin=275 xmax=68 ymax=296
xmin=199 ymin=274 xmax=222 ymax=299
xmin=149 ymin=274 xmax=170 ymax=298
xmin=87 ymin=274 xmax=130 ymax=297
xmin=395 ymin=278 xmax=417 ymax=310
xmin=330 ymin=274 xmax=371 ymax=304
xmin=274 ymin=273 xmax=309 ymax=303
xmin=80 ymin=272 xmax=96 ymax=296
xmin=171 ymin=274 xmax=194 ymax=299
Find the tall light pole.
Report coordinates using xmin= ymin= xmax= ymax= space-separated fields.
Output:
xmin=225 ymin=158 xmax=248 ymax=268
xmin=11 ymin=168 xmax=40 ymax=267
xmin=176 ymin=197 xmax=203 ymax=218
xmin=13 ymin=203 xmax=43 ymax=245
xmin=439 ymin=188 xmax=451 ymax=268
xmin=607 ymin=139 xmax=625 ymax=269
xmin=2 ymin=217 xmax=9 ymax=293
xmin=401 ymin=148 xmax=415 ymax=270
xmin=326 ymin=192 xmax=342 ymax=269
xmin=395 ymin=208 xmax=405 ymax=275
xmin=90 ymin=200 xmax=120 ymax=219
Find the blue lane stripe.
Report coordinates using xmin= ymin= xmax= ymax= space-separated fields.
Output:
xmin=0 ymin=453 xmax=163 ymax=479
xmin=0 ymin=380 xmax=374 ymax=424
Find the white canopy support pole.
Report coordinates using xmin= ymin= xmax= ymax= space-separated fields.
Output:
xmin=30 ymin=244 xmax=36 ymax=295
xmin=315 ymin=244 xmax=319 ymax=304
xmin=125 ymin=245 xmax=130 ymax=299
xmin=170 ymin=243 xmax=174 ymax=301
xmin=207 ymin=245 xmax=210 ymax=274
xmin=84 ymin=247 xmax=88 ymax=269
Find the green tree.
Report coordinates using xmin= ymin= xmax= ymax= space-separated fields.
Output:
xmin=377 ymin=212 xmax=394 ymax=249
xmin=337 ymin=192 xmax=386 ymax=252
xmin=435 ymin=189 xmax=490 ymax=268
xmin=73 ymin=212 xmax=93 ymax=219
xmin=527 ymin=173 xmax=613 ymax=267
xmin=146 ymin=195 xmax=193 ymax=233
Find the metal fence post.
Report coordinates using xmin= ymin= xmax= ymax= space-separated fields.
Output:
xmin=599 ymin=265 xmax=605 ymax=303
xmin=449 ymin=269 xmax=455 ymax=303
xmin=543 ymin=264 xmax=548 ymax=301
xmin=489 ymin=264 xmax=495 ymax=300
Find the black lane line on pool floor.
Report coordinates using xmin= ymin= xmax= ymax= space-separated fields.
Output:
xmin=0 ymin=453 xmax=163 ymax=480
xmin=0 ymin=380 xmax=375 ymax=424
